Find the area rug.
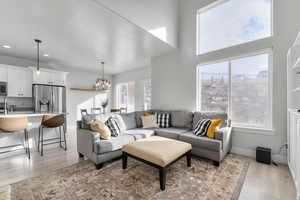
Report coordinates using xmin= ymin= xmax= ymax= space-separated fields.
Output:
xmin=10 ymin=154 xmax=249 ymax=200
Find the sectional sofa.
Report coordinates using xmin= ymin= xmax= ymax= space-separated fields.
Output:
xmin=77 ymin=110 xmax=232 ymax=169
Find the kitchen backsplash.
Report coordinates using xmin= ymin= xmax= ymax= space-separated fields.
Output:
xmin=0 ymin=97 xmax=33 ymax=111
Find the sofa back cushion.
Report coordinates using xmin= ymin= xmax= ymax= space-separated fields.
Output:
xmin=171 ymin=111 xmax=193 ymax=129
xmin=81 ymin=114 xmax=99 ymax=129
xmin=150 ymin=109 xmax=171 ymax=114
xmin=119 ymin=112 xmax=137 ymax=130
xmin=193 ymin=112 xmax=228 ymax=129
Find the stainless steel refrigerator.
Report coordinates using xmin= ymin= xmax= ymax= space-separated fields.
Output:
xmin=32 ymin=84 xmax=66 ymax=113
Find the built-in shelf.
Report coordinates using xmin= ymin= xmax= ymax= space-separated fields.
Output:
xmin=288 ymin=31 xmax=300 ymax=198
xmin=70 ymin=88 xmax=109 ymax=93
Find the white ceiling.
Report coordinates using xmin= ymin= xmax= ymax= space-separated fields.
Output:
xmin=0 ymin=0 xmax=175 ymax=74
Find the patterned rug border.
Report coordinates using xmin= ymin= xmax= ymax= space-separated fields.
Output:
xmin=9 ymin=154 xmax=251 ymax=200
xmin=230 ymin=155 xmax=250 ymax=200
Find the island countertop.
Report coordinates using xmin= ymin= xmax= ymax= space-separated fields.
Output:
xmin=0 ymin=112 xmax=67 ymax=118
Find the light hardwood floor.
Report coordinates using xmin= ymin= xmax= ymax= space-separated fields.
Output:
xmin=0 ymin=129 xmax=296 ymax=200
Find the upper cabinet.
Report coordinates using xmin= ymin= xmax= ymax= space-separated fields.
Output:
xmin=0 ymin=64 xmax=68 ymax=98
xmin=33 ymin=70 xmax=53 ymax=85
xmin=53 ymin=72 xmax=66 ymax=86
xmin=7 ymin=66 xmax=32 ymax=97
xmin=32 ymin=68 xmax=67 ymax=86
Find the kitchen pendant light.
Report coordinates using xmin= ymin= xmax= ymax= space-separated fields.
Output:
xmin=34 ymin=39 xmax=42 ymax=75
xmin=95 ymin=61 xmax=111 ymax=91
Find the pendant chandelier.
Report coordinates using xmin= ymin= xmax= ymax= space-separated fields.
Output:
xmin=95 ymin=61 xmax=111 ymax=91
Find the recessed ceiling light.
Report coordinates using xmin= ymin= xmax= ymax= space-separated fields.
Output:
xmin=2 ymin=45 xmax=11 ymax=49
xmin=43 ymin=54 xmax=49 ymax=57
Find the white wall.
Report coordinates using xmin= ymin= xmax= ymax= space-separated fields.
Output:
xmin=112 ymin=67 xmax=151 ymax=111
xmin=97 ymin=0 xmax=179 ymax=47
xmin=66 ymin=71 xmax=112 ymax=128
xmin=152 ymin=0 xmax=300 ymax=163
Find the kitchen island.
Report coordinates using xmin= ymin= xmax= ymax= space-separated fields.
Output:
xmin=0 ymin=112 xmax=67 ymax=117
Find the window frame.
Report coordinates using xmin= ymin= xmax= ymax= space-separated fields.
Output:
xmin=196 ymin=48 xmax=273 ymax=130
xmin=115 ymin=82 xmax=135 ymax=112
xmin=196 ymin=0 xmax=274 ymax=55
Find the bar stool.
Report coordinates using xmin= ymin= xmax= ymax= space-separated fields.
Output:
xmin=38 ymin=114 xmax=66 ymax=156
xmin=0 ymin=117 xmax=30 ymax=159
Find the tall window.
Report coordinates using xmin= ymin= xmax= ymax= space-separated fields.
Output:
xmin=197 ymin=0 xmax=272 ymax=54
xmin=197 ymin=51 xmax=272 ymax=129
xmin=116 ymin=82 xmax=135 ymax=112
xmin=144 ymin=79 xmax=152 ymax=110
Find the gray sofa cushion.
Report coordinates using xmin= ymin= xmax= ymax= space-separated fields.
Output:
xmin=120 ymin=112 xmax=137 ymax=130
xmin=94 ymin=135 xmax=135 ymax=154
xmin=171 ymin=111 xmax=193 ymax=129
xmin=124 ymin=128 xmax=155 ymax=140
xmin=150 ymin=109 xmax=171 ymax=114
xmin=193 ymin=112 xmax=228 ymax=129
xmin=179 ymin=132 xmax=222 ymax=152
xmin=155 ymin=128 xmax=189 ymax=140
xmin=81 ymin=114 xmax=99 ymax=129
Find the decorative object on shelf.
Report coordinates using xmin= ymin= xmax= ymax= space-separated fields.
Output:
xmin=95 ymin=61 xmax=111 ymax=91
xmin=34 ymin=39 xmax=42 ymax=75
xmin=101 ymin=98 xmax=109 ymax=114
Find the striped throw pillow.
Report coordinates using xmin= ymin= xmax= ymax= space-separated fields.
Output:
xmin=193 ymin=119 xmax=211 ymax=136
xmin=156 ymin=113 xmax=170 ymax=128
xmin=105 ymin=117 xmax=121 ymax=137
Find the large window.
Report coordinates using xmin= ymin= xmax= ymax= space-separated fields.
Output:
xmin=197 ymin=0 xmax=272 ymax=54
xmin=116 ymin=82 xmax=135 ymax=112
xmin=197 ymin=51 xmax=272 ymax=129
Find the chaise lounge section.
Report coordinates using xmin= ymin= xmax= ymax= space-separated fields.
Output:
xmin=77 ymin=110 xmax=232 ymax=169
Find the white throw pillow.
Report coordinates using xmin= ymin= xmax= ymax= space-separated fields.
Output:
xmin=141 ymin=115 xmax=159 ymax=129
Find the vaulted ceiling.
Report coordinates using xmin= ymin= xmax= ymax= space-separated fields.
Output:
xmin=0 ymin=0 xmax=175 ymax=74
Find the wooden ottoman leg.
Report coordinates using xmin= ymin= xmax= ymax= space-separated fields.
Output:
xmin=122 ymin=152 xmax=128 ymax=169
xmin=186 ymin=150 xmax=191 ymax=167
xmin=159 ymin=167 xmax=167 ymax=191
xmin=95 ymin=163 xmax=103 ymax=170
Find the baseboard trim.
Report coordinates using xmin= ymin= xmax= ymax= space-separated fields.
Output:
xmin=231 ymin=146 xmax=287 ymax=164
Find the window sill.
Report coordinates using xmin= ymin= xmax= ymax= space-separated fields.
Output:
xmin=232 ymin=126 xmax=275 ymax=136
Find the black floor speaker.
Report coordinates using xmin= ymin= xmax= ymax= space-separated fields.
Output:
xmin=256 ymin=146 xmax=271 ymax=164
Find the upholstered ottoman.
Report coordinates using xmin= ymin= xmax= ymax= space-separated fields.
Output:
xmin=122 ymin=136 xmax=192 ymax=190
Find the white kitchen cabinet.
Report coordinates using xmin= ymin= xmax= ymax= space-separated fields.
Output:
xmin=0 ymin=65 xmax=8 ymax=82
xmin=7 ymin=67 xmax=32 ymax=97
xmin=53 ymin=73 xmax=66 ymax=85
xmin=33 ymin=70 xmax=54 ymax=85
xmin=33 ymin=69 xmax=66 ymax=86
